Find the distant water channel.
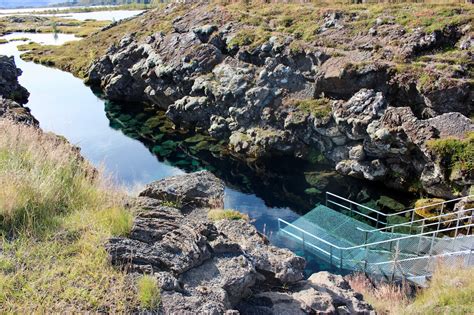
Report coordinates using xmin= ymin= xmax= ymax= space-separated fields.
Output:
xmin=0 ymin=27 xmax=409 ymax=275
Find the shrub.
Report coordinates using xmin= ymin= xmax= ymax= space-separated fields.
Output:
xmin=137 ymin=275 xmax=160 ymax=310
xmin=208 ymin=209 xmax=250 ymax=221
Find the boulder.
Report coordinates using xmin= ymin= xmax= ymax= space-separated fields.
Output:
xmin=139 ymin=171 xmax=225 ymax=209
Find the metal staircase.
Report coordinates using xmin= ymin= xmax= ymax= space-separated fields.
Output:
xmin=278 ymin=192 xmax=474 ymax=284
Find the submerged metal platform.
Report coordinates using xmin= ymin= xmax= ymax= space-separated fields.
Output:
xmin=278 ymin=193 xmax=474 ymax=283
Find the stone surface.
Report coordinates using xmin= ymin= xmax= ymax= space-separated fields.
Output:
xmin=106 ymin=171 xmax=374 ymax=313
xmin=139 ymin=170 xmax=225 ymax=209
xmin=87 ymin=3 xmax=473 ymax=198
xmin=0 ymin=55 xmax=29 ymax=104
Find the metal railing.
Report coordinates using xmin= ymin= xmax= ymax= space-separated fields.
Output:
xmin=278 ymin=218 xmax=474 ymax=275
xmin=326 ymin=192 xmax=474 ymax=229
xmin=358 ymin=208 xmax=473 ymax=237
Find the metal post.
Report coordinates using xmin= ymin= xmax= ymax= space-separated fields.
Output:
xmin=454 ymin=211 xmax=461 ymax=237
xmin=329 ymin=247 xmax=333 ymax=266
xmin=278 ymin=219 xmax=281 ymax=231
xmin=325 ymin=192 xmax=328 ymax=207
xmin=302 ymin=231 xmax=305 ymax=252
xmin=376 ymin=213 xmax=380 ymax=228
xmin=339 ymin=248 xmax=343 ymax=270
xmin=428 ymin=231 xmax=436 ymax=256
xmin=436 ymin=203 xmax=445 ymax=232
xmin=416 ymin=219 xmax=425 ymax=255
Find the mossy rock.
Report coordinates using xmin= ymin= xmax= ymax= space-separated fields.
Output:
xmin=144 ymin=116 xmax=163 ymax=130
xmin=191 ymin=141 xmax=210 ymax=152
xmin=376 ymin=196 xmax=405 ymax=212
xmin=306 ymin=148 xmax=328 ymax=165
xmin=304 ymin=172 xmax=330 ymax=189
xmin=117 ymin=114 xmax=132 ymax=122
xmin=152 ymin=133 xmax=165 ymax=142
xmin=152 ymin=145 xmax=173 ymax=157
xmin=357 ymin=200 xmax=379 ymax=215
xmin=184 ymin=134 xmax=212 ymax=144
xmin=414 ymin=198 xmax=445 ymax=219
xmin=304 ymin=187 xmax=322 ymax=196
xmin=161 ymin=140 xmax=178 ymax=150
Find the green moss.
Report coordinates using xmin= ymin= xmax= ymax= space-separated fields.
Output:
xmin=376 ymin=196 xmax=405 ymax=212
xmin=304 ymin=187 xmax=322 ymax=196
xmin=228 ymin=27 xmax=271 ymax=49
xmin=427 ymin=132 xmax=474 ymax=173
xmin=291 ymin=98 xmax=332 ymax=119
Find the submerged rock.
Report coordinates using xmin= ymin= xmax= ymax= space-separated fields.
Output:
xmin=106 ymin=171 xmax=374 ymax=314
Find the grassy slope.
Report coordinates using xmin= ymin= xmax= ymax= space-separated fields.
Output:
xmin=0 ymin=120 xmax=136 ymax=312
xmin=349 ymin=263 xmax=474 ymax=314
xmin=19 ymin=2 xmax=473 ymax=78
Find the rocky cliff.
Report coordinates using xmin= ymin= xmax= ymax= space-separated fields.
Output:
xmin=86 ymin=3 xmax=473 ymax=199
xmin=106 ymin=171 xmax=374 ymax=314
xmin=0 ymin=55 xmax=37 ymax=126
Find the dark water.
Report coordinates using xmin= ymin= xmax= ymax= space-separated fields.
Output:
xmin=0 ymin=32 xmax=411 ymax=275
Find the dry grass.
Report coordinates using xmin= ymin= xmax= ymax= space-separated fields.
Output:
xmin=0 ymin=120 xmax=137 ymax=312
xmin=348 ymin=263 xmax=474 ymax=314
xmin=208 ymin=208 xmax=250 ymax=221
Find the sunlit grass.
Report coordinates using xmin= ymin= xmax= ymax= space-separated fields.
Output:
xmin=0 ymin=120 xmax=137 ymax=312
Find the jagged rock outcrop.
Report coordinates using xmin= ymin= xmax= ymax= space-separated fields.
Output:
xmin=87 ymin=3 xmax=473 ymax=198
xmin=0 ymin=55 xmax=29 ymax=104
xmin=0 ymin=55 xmax=36 ymax=126
xmin=0 ymin=97 xmax=38 ymax=126
xmin=106 ymin=171 xmax=374 ymax=314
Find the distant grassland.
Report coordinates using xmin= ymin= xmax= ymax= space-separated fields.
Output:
xmin=17 ymin=2 xmax=473 ymax=79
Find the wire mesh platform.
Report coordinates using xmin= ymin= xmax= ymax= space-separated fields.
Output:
xmin=278 ymin=193 xmax=474 ymax=283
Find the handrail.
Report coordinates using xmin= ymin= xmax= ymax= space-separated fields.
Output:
xmin=367 ymin=249 xmax=472 ymax=266
xmin=357 ymin=208 xmax=474 ymax=233
xmin=326 ymin=192 xmax=473 ymax=219
xmin=278 ymin=218 xmax=474 ymax=251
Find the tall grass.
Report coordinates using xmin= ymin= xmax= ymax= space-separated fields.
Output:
xmin=348 ymin=263 xmax=474 ymax=314
xmin=0 ymin=120 xmax=136 ymax=312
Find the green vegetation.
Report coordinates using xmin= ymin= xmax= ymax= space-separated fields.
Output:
xmin=228 ymin=27 xmax=271 ymax=49
xmin=18 ymin=2 xmax=473 ymax=80
xmin=0 ymin=17 xmax=110 ymax=38
xmin=0 ymin=39 xmax=7 ymax=44
xmin=20 ymin=5 xmax=188 ymax=78
xmin=427 ymin=132 xmax=474 ymax=173
xmin=137 ymin=275 xmax=160 ymax=310
xmin=0 ymin=120 xmax=137 ymax=311
xmin=208 ymin=209 xmax=249 ymax=221
xmin=290 ymin=98 xmax=332 ymax=119
xmin=349 ymin=263 xmax=474 ymax=314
